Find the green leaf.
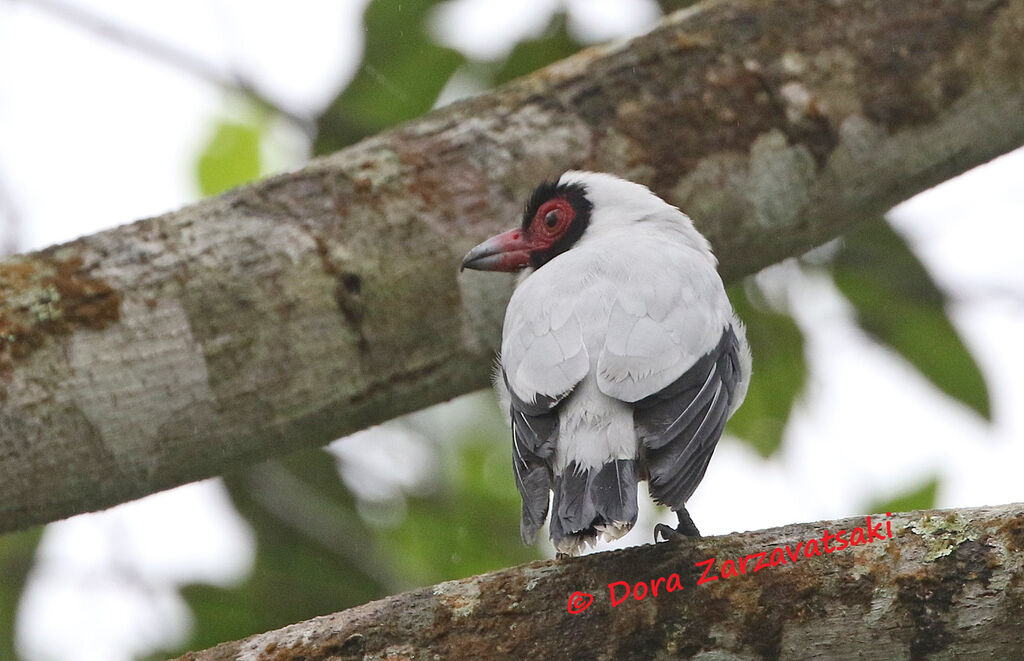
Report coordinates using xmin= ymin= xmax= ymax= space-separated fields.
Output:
xmin=0 ymin=527 xmax=42 ymax=660
xmin=196 ymin=120 xmax=263 ymax=197
xmin=725 ymin=281 xmax=807 ymax=458
xmin=492 ymin=12 xmax=585 ymax=85
xmin=867 ymin=476 xmax=940 ymax=515
xmin=832 ymin=219 xmax=991 ymax=420
xmin=314 ymin=0 xmax=465 ymax=154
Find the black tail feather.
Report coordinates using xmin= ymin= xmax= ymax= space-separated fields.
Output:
xmin=550 ymin=459 xmax=639 ymax=549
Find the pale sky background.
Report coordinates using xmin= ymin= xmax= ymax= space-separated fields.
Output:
xmin=1 ymin=1 xmax=1022 ymax=659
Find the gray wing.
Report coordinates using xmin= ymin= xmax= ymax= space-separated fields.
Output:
xmin=504 ymin=372 xmax=565 ymax=544
xmin=501 ymin=278 xmax=590 ymax=544
xmin=634 ymin=327 xmax=742 ymax=508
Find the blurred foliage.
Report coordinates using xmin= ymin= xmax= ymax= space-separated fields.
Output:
xmin=725 ymin=281 xmax=807 ymax=458
xmin=832 ymin=219 xmax=991 ymax=420
xmin=378 ymin=414 xmax=538 ymax=585
xmin=314 ymin=1 xmax=585 ymax=155
xmin=867 ymin=476 xmax=940 ymax=515
xmin=154 ymin=449 xmax=390 ymax=657
xmin=491 ymin=12 xmax=583 ymax=85
xmin=196 ymin=119 xmax=265 ymax=197
xmin=314 ymin=0 xmax=465 ymax=155
xmin=0 ymin=528 xmax=42 ymax=659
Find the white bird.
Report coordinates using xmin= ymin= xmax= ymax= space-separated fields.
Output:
xmin=461 ymin=171 xmax=751 ymax=556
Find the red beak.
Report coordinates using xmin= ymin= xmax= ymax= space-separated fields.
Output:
xmin=461 ymin=228 xmax=533 ymax=272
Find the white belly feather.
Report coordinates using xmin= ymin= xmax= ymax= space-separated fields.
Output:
xmin=554 ymin=375 xmax=636 ymax=474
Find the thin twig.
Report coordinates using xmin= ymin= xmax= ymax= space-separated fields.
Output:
xmin=15 ymin=0 xmax=317 ymax=137
xmin=244 ymin=462 xmax=406 ymax=594
xmin=0 ymin=172 xmax=22 ymax=257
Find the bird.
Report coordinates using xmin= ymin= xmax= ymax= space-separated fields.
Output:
xmin=461 ymin=171 xmax=751 ymax=557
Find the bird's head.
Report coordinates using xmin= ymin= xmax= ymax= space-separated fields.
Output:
xmin=461 ymin=171 xmax=699 ymax=273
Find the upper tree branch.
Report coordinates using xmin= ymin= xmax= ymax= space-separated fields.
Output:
xmin=176 ymin=503 xmax=1024 ymax=660
xmin=2 ymin=0 xmax=1024 ymax=533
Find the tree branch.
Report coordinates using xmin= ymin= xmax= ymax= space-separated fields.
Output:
xmin=174 ymin=503 xmax=1024 ymax=660
xmin=2 ymin=0 xmax=1024 ymax=533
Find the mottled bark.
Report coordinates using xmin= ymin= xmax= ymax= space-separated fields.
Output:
xmin=2 ymin=0 xmax=1024 ymax=533
xmin=175 ymin=503 xmax=1024 ymax=660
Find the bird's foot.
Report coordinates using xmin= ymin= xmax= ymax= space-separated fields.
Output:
xmin=654 ymin=523 xmax=698 ymax=542
xmin=654 ymin=508 xmax=701 ymax=542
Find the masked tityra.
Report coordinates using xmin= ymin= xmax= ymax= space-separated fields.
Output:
xmin=461 ymin=171 xmax=751 ymax=556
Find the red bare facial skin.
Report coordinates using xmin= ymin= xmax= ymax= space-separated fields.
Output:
xmin=461 ymin=196 xmax=576 ymax=272
xmin=461 ymin=228 xmax=533 ymax=272
xmin=529 ymin=198 xmax=574 ymax=252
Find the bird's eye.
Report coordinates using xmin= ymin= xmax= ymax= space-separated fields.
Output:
xmin=532 ymin=198 xmax=574 ymax=241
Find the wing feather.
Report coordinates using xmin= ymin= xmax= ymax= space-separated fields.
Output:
xmin=503 ymin=372 xmax=561 ymax=543
xmin=596 ymin=246 xmax=731 ymax=403
xmin=635 ymin=328 xmax=742 ymax=508
xmin=503 ymin=282 xmax=589 ymax=406
xmin=501 ymin=272 xmax=592 ymax=544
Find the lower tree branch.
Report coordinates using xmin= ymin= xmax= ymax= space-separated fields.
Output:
xmin=176 ymin=503 xmax=1024 ymax=660
xmin=2 ymin=0 xmax=1024 ymax=533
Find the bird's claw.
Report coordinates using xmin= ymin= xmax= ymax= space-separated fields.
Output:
xmin=655 ymin=509 xmax=702 ymax=542
xmin=654 ymin=523 xmax=682 ymax=542
xmin=654 ymin=523 xmax=702 ymax=542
